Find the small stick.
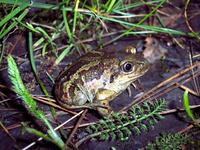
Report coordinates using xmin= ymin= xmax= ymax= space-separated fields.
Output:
xmin=159 ymin=104 xmax=200 ymax=115
xmin=144 ymin=71 xmax=200 ymax=102
xmin=176 ymin=83 xmax=199 ymax=97
xmin=65 ymin=109 xmax=88 ymax=145
xmin=0 ymin=121 xmax=16 ymax=142
xmin=22 ymin=110 xmax=84 ymax=150
xmin=32 ymin=96 xmax=78 ymax=115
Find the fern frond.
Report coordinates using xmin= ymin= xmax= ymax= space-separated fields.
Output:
xmin=76 ymin=99 xmax=167 ymax=147
xmin=146 ymin=133 xmax=189 ymax=150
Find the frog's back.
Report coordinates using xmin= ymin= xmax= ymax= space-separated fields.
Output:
xmin=54 ymin=51 xmax=114 ymax=105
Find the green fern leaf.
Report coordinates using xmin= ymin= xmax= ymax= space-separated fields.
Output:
xmin=84 ymin=99 xmax=167 ymax=143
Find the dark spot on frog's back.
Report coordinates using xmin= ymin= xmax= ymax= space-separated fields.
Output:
xmin=80 ymin=63 xmax=104 ymax=82
xmin=57 ymin=59 xmax=89 ymax=82
xmin=57 ymin=52 xmax=105 ymax=82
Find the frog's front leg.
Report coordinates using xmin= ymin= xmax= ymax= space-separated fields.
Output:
xmin=95 ymin=89 xmax=118 ymax=116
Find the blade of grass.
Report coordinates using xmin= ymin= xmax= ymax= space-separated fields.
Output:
xmin=114 ymin=0 xmax=161 ymax=11
xmin=28 ymin=32 xmax=50 ymax=97
xmin=42 ymin=43 xmax=48 ymax=56
xmin=7 ymin=55 xmax=64 ymax=149
xmin=0 ymin=2 xmax=29 ymax=28
xmin=0 ymin=8 xmax=29 ymax=39
xmin=33 ymin=37 xmax=45 ymax=49
xmin=55 ymin=44 xmax=73 ymax=65
xmin=99 ymin=9 xmax=193 ymax=35
xmin=73 ymin=0 xmax=80 ymax=35
xmin=35 ymin=27 xmax=52 ymax=43
xmin=106 ymin=0 xmax=116 ymax=12
xmin=29 ymin=32 xmax=37 ymax=73
xmin=29 ymin=31 xmax=56 ymax=121
xmin=1 ymin=0 xmax=160 ymax=14
xmin=62 ymin=3 xmax=72 ymax=40
xmin=24 ymin=126 xmax=54 ymax=143
xmin=102 ymin=0 xmax=167 ymax=47
xmin=183 ymin=90 xmax=195 ymax=121
xmin=0 ymin=0 xmax=58 ymax=10
xmin=16 ymin=21 xmax=58 ymax=56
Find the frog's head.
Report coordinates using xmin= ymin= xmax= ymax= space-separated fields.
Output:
xmin=109 ymin=49 xmax=149 ymax=88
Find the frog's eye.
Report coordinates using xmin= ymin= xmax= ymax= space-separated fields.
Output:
xmin=123 ymin=62 xmax=133 ymax=72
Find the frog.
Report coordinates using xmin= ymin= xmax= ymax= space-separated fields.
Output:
xmin=54 ymin=47 xmax=149 ymax=116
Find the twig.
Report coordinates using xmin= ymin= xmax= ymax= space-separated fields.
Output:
xmin=22 ymin=110 xmax=84 ymax=150
xmin=159 ymin=104 xmax=200 ymax=115
xmin=65 ymin=109 xmax=88 ymax=145
xmin=0 ymin=121 xmax=16 ymax=142
xmin=178 ymin=124 xmax=194 ymax=134
xmin=64 ymin=121 xmax=97 ymax=129
xmin=147 ymin=71 xmax=200 ymax=102
xmin=177 ymin=83 xmax=199 ymax=97
xmin=32 ymin=96 xmax=78 ymax=115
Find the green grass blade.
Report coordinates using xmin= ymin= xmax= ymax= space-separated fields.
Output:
xmin=0 ymin=0 xmax=57 ymax=10
xmin=183 ymin=90 xmax=195 ymax=121
xmin=33 ymin=38 xmax=45 ymax=49
xmin=73 ymin=0 xmax=80 ymax=35
xmin=35 ymin=27 xmax=52 ymax=42
xmin=125 ymin=0 xmax=167 ymax=33
xmin=28 ymin=32 xmax=37 ymax=73
xmin=62 ymin=4 xmax=72 ymax=40
xmin=55 ymin=44 xmax=73 ymax=65
xmin=114 ymin=0 xmax=161 ymax=11
xmin=42 ymin=43 xmax=48 ymax=56
xmin=102 ymin=0 xmax=167 ymax=46
xmin=106 ymin=0 xmax=116 ymax=12
xmin=24 ymin=126 xmax=54 ymax=142
xmin=28 ymin=32 xmax=49 ymax=96
xmin=0 ymin=2 xmax=29 ymax=28
xmin=38 ymin=112 xmax=65 ymax=148
xmin=0 ymin=8 xmax=29 ymax=39
xmin=98 ymin=15 xmax=187 ymax=36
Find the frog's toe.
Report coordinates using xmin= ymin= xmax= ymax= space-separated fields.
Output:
xmin=97 ymin=107 xmax=112 ymax=117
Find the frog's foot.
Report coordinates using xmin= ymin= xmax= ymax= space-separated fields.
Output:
xmin=96 ymin=100 xmax=113 ymax=117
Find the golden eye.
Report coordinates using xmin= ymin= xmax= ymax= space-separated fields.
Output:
xmin=123 ymin=62 xmax=133 ymax=72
